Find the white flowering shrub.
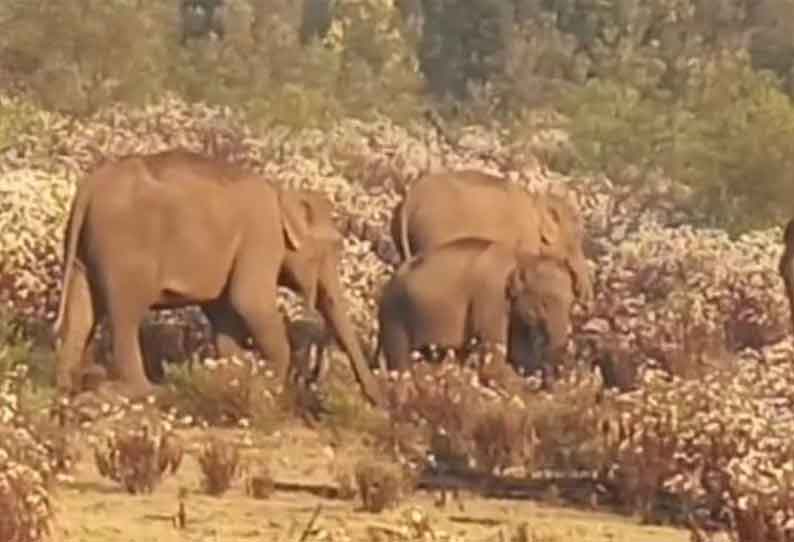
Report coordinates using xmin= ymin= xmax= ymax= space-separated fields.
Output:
xmin=0 ymin=366 xmax=56 ymax=542
xmin=606 ymin=351 xmax=794 ymax=537
xmin=577 ymin=224 xmax=789 ymax=389
xmin=162 ymin=355 xmax=285 ymax=429
xmin=378 ymin=361 xmax=610 ymax=479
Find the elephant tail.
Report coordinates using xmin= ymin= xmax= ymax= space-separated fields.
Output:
xmin=51 ymin=170 xmax=97 ymax=346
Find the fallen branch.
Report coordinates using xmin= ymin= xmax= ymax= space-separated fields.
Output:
xmin=416 ymin=468 xmax=614 ymax=504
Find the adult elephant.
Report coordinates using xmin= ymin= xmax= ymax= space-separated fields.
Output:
xmin=375 ymin=237 xmax=576 ymax=380
xmin=52 ymin=149 xmax=384 ymax=407
xmin=390 ymin=170 xmax=593 ymax=305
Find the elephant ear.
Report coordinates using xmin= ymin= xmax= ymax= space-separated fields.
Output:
xmin=539 ymin=202 xmax=562 ymax=249
xmin=280 ymin=191 xmax=313 ymax=251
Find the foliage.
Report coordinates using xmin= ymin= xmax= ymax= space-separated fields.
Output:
xmin=163 ymin=356 xmax=287 ymax=431
xmin=4 ymin=0 xmax=794 ymax=227
xmin=92 ymin=413 xmax=184 ymax=495
xmin=562 ymin=50 xmax=794 ymax=232
xmin=0 ymin=365 xmax=60 ymax=542
xmin=613 ymin=360 xmax=794 ymax=537
xmin=354 ymin=456 xmax=415 ymax=513
xmin=0 ymin=0 xmax=173 ymax=115
xmin=197 ymin=435 xmax=241 ymax=496
xmin=377 ymin=361 xmax=610 ymax=479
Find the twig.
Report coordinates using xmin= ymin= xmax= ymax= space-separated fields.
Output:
xmin=296 ymin=503 xmax=322 ymax=542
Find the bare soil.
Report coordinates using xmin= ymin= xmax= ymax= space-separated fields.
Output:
xmin=53 ymin=425 xmax=689 ymax=542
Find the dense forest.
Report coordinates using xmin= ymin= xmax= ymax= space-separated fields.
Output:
xmin=2 ymin=0 xmax=794 ymax=231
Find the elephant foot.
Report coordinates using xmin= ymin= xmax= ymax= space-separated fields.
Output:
xmin=78 ymin=364 xmax=109 ymax=392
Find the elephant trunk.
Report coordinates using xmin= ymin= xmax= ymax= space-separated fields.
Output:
xmin=507 ymin=314 xmax=543 ymax=378
xmin=317 ymin=262 xmax=386 ymax=408
xmin=544 ymin=301 xmax=571 ymax=375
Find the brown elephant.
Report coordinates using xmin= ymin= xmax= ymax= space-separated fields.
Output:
xmin=780 ymin=217 xmax=794 ymax=333
xmin=374 ymin=237 xmax=576 ymax=379
xmin=52 ymin=149 xmax=384 ymax=406
xmin=390 ymin=170 xmax=592 ymax=305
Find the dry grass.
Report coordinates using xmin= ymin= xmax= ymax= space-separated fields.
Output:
xmin=354 ymin=457 xmax=416 ymax=513
xmin=244 ymin=460 xmax=275 ymax=500
xmin=51 ymin=426 xmax=690 ymax=542
xmin=196 ymin=435 xmax=241 ymax=497
xmin=92 ymin=418 xmax=184 ymax=495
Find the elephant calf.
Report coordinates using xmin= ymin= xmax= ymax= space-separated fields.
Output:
xmin=286 ymin=315 xmax=333 ymax=385
xmin=375 ymin=238 xmax=575 ymax=379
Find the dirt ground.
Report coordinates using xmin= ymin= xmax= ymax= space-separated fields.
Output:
xmin=52 ymin=425 xmax=689 ymax=542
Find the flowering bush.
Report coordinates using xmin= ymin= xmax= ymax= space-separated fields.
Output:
xmin=0 ymin=366 xmax=57 ymax=542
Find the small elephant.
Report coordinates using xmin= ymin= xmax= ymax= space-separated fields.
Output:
xmin=390 ymin=169 xmax=592 ymax=306
xmin=52 ymin=149 xmax=383 ymax=406
xmin=374 ymin=237 xmax=575 ymax=379
xmin=180 ymin=0 xmax=225 ymax=45
xmin=286 ymin=314 xmax=333 ymax=385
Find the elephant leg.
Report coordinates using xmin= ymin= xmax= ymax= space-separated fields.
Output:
xmin=202 ymin=301 xmax=249 ymax=359
xmin=55 ymin=265 xmax=99 ymax=393
xmin=104 ymin=290 xmax=154 ymax=397
xmin=227 ymin=276 xmax=291 ymax=386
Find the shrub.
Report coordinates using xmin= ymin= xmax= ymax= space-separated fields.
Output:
xmin=601 ymin=358 xmax=794 ymax=537
xmin=196 ymin=435 xmax=241 ymax=497
xmin=578 ymin=223 xmax=787 ymax=391
xmin=0 ymin=456 xmax=53 ymax=542
xmin=0 ymin=0 xmax=172 ymax=115
xmin=0 ymin=95 xmax=45 ymax=150
xmin=163 ymin=355 xmax=286 ymax=430
xmin=92 ymin=414 xmax=184 ymax=495
xmin=378 ymin=362 xmax=609 ymax=479
xmin=244 ymin=460 xmax=275 ymax=500
xmin=354 ymin=456 xmax=414 ymax=513
xmin=0 ymin=366 xmax=58 ymax=542
xmin=562 ymin=50 xmax=794 ymax=233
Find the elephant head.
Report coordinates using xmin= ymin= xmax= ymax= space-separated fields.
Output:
xmin=534 ymin=193 xmax=593 ymax=307
xmin=780 ymin=217 xmax=794 ymax=333
xmin=505 ymin=253 xmax=575 ymax=382
xmin=277 ymin=190 xmax=384 ymax=406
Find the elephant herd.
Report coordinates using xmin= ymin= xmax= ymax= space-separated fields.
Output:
xmin=51 ymin=149 xmax=593 ymax=408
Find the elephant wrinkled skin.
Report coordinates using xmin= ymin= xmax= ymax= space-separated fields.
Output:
xmin=52 ymin=149 xmax=384 ymax=406
xmin=375 ymin=238 xmax=576 ymax=377
xmin=391 ymin=170 xmax=592 ymax=305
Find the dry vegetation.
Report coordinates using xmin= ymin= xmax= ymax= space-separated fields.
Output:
xmin=1 ymin=89 xmax=793 ymax=541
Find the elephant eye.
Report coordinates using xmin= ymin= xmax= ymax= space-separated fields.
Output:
xmin=541 ymin=234 xmax=551 ymax=246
